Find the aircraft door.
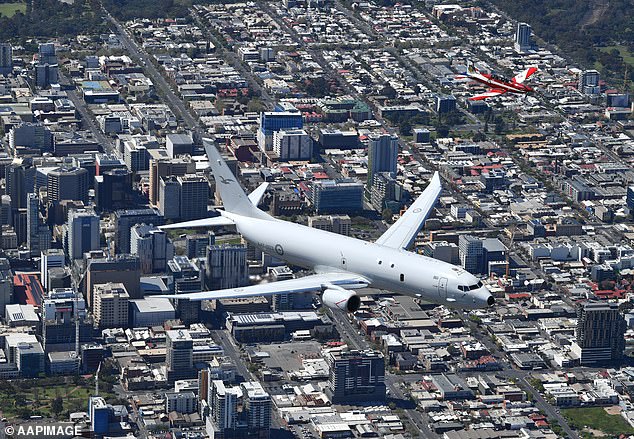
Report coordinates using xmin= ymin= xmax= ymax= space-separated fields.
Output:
xmin=437 ymin=277 xmax=448 ymax=299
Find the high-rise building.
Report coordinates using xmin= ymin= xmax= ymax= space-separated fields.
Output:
xmin=0 ymin=259 xmax=13 ymax=316
xmin=130 ymin=224 xmax=173 ymax=273
xmin=627 ymin=186 xmax=634 ymax=213
xmin=178 ymin=175 xmax=208 ymax=221
xmin=168 ymin=256 xmax=203 ymax=325
xmin=422 ymin=241 xmax=460 ymax=265
xmin=166 ymin=329 xmax=195 ymax=383
xmin=579 ymin=70 xmax=601 ymax=95
xmin=311 ymin=179 xmax=364 ymax=214
xmin=95 ymin=153 xmax=126 ymax=176
xmin=370 ymin=172 xmax=405 ymax=212
xmin=66 ymin=208 xmax=100 ymax=260
xmin=206 ymin=245 xmax=248 ymax=291
xmin=89 ymin=396 xmax=109 ymax=436
xmin=435 ymin=94 xmax=457 ymax=114
xmin=123 ymin=141 xmax=149 ymax=173
xmin=94 ymin=168 xmax=133 ymax=211
xmin=166 ymin=133 xmax=194 ymax=158
xmin=187 ymin=232 xmax=215 ymax=259
xmin=47 ymin=166 xmax=89 ymax=204
xmin=366 ymin=133 xmax=398 ymax=187
xmin=34 ymin=63 xmax=58 ymax=88
xmin=241 ymin=381 xmax=271 ymax=437
xmin=272 ymin=129 xmax=312 ymax=161
xmin=9 ymin=123 xmax=54 ymax=154
xmin=85 ymin=254 xmax=141 ymax=307
xmin=514 ymin=22 xmax=534 ymax=53
xmin=257 ymin=110 xmax=303 ymax=151
xmin=148 ymin=150 xmax=195 ymax=206
xmin=308 ymin=215 xmax=351 ymax=236
xmin=41 ymin=249 xmax=65 ymax=291
xmin=571 ymin=302 xmax=626 ymax=365
xmin=38 ymin=42 xmax=57 ymax=65
xmin=209 ymin=380 xmax=239 ymax=431
xmin=35 ymin=43 xmax=59 ymax=89
xmin=0 ymin=43 xmax=12 ymax=75
xmin=41 ymin=288 xmax=91 ymax=351
xmin=159 ymin=176 xmax=181 ymax=220
xmin=6 ymin=158 xmax=36 ymax=212
xmin=114 ymin=208 xmax=162 ymax=253
xmin=459 ymin=235 xmax=483 ymax=274
xmin=326 ymin=350 xmax=386 ymax=404
xmin=93 ymin=283 xmax=130 ymax=329
xmin=26 ymin=193 xmax=50 ymax=257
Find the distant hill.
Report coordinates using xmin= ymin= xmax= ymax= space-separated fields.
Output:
xmin=489 ymin=0 xmax=634 ymax=87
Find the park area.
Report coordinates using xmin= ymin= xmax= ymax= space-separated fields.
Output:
xmin=0 ymin=1 xmax=26 ymax=17
xmin=0 ymin=374 xmax=119 ymax=420
xmin=562 ymin=406 xmax=634 ymax=438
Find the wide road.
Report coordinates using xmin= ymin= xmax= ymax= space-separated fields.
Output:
xmin=59 ymin=72 xmax=116 ymax=153
xmin=104 ymin=10 xmax=201 ymax=133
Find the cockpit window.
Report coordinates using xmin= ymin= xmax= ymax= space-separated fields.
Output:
xmin=459 ymin=281 xmax=484 ymax=292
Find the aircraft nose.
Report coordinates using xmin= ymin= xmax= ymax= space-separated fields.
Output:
xmin=474 ymin=288 xmax=494 ymax=308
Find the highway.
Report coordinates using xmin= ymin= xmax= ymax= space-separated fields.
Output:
xmin=104 ymin=10 xmax=201 ymax=133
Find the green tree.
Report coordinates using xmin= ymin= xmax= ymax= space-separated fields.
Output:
xmin=382 ymin=208 xmax=393 ymax=222
xmin=51 ymin=397 xmax=63 ymax=417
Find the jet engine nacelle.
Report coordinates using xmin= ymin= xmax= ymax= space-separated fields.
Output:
xmin=322 ymin=286 xmax=361 ymax=313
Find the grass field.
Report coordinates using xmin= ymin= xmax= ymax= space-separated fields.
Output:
xmin=562 ymin=406 xmax=634 ymax=437
xmin=0 ymin=2 xmax=26 ymax=17
xmin=0 ymin=377 xmax=117 ymax=420
xmin=599 ymin=45 xmax=634 ymax=66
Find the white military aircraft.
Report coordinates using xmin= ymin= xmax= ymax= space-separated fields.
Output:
xmin=158 ymin=140 xmax=495 ymax=312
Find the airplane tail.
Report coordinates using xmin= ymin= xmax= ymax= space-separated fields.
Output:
xmin=204 ymin=138 xmax=271 ymax=220
xmin=512 ymin=66 xmax=538 ymax=84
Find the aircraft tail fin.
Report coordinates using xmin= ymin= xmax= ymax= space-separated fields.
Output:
xmin=204 ymin=139 xmax=271 ymax=220
xmin=512 ymin=66 xmax=538 ymax=84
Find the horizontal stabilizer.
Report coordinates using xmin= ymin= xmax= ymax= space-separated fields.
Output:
xmin=248 ymin=182 xmax=269 ymax=206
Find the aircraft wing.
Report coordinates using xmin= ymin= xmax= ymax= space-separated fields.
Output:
xmin=468 ymin=89 xmax=507 ymax=100
xmin=512 ymin=66 xmax=538 ymax=84
xmin=159 ymin=216 xmax=235 ymax=230
xmin=375 ymin=172 xmax=442 ymax=250
xmin=155 ymin=272 xmax=370 ymax=301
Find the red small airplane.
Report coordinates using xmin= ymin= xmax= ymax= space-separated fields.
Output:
xmin=457 ymin=63 xmax=538 ymax=100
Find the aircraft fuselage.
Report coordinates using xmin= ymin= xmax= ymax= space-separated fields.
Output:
xmin=224 ymin=211 xmax=493 ymax=309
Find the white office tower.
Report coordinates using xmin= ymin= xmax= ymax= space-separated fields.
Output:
xmin=272 ymin=129 xmax=312 ymax=161
xmin=130 ymin=223 xmax=173 ymax=273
